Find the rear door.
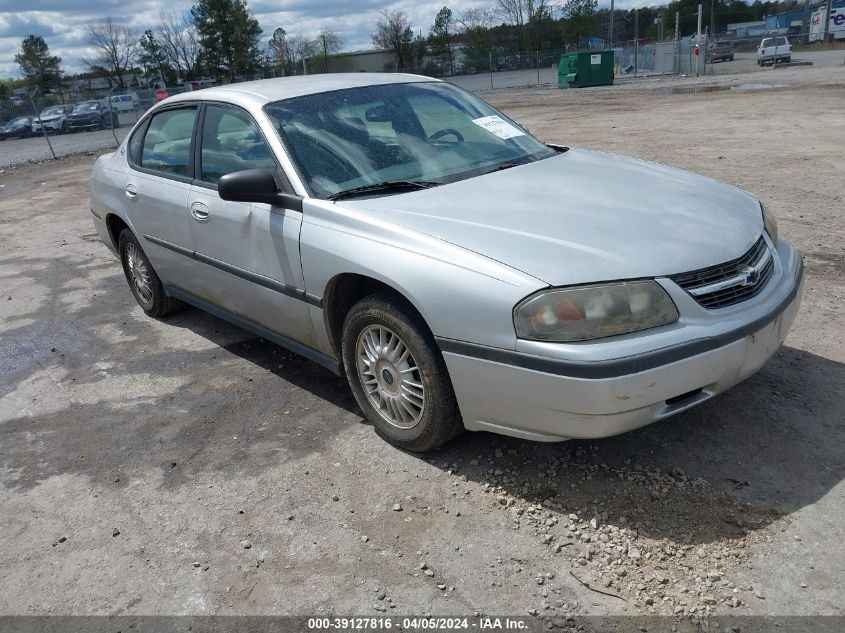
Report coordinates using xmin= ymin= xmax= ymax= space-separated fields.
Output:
xmin=123 ymin=105 xmax=199 ymax=286
xmin=185 ymin=102 xmax=313 ymax=344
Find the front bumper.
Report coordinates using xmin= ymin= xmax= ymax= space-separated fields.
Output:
xmin=440 ymin=240 xmax=804 ymax=442
xmin=32 ymin=120 xmax=63 ymax=133
xmin=67 ymin=118 xmax=99 ymax=129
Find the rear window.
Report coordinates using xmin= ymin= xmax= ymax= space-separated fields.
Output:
xmin=139 ymin=108 xmax=197 ymax=177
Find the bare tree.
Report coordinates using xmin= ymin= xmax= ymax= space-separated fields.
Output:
xmin=159 ymin=11 xmax=201 ymax=82
xmin=317 ymin=30 xmax=342 ymax=72
xmin=496 ymin=0 xmax=550 ymax=50
xmin=85 ymin=18 xmax=139 ymax=89
xmin=456 ymin=7 xmax=495 ymax=31
xmin=371 ymin=9 xmax=414 ymax=70
xmin=288 ymin=34 xmax=318 ymax=75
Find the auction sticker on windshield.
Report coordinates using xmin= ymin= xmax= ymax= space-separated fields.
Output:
xmin=471 ymin=115 xmax=526 ymax=139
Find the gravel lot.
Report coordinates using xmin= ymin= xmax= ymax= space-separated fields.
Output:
xmin=0 ymin=64 xmax=843 ymax=627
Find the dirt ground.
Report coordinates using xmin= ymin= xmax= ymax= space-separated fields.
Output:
xmin=1 ymin=66 xmax=843 ymax=627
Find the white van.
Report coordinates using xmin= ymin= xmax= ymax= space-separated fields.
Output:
xmin=108 ymin=94 xmax=139 ymax=112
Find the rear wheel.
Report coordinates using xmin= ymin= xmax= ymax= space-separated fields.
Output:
xmin=341 ymin=292 xmax=462 ymax=452
xmin=118 ymin=229 xmax=180 ymax=317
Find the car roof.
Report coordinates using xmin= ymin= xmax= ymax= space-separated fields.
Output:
xmin=161 ymin=73 xmax=440 ymax=108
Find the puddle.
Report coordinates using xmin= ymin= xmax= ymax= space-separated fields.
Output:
xmin=671 ymin=83 xmax=784 ymax=94
xmin=730 ymin=83 xmax=784 ymax=91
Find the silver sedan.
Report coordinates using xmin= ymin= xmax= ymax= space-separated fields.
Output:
xmin=90 ymin=73 xmax=803 ymax=451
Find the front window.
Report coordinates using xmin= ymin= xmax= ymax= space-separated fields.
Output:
xmin=40 ymin=107 xmax=64 ymax=117
xmin=264 ymin=81 xmax=554 ymax=199
xmin=199 ymin=104 xmax=275 ymax=185
xmin=74 ymin=102 xmax=100 ymax=112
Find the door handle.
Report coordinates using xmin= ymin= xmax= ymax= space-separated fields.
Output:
xmin=190 ymin=202 xmax=210 ymax=222
xmin=125 ymin=184 xmax=137 ymax=199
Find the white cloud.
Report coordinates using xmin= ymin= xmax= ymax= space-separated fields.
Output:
xmin=1 ymin=0 xmax=663 ymax=78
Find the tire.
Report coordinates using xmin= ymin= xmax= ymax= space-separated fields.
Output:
xmin=784 ymin=57 xmax=791 ymax=64
xmin=341 ymin=291 xmax=462 ymax=452
xmin=118 ymin=229 xmax=180 ymax=317
xmin=61 ymin=121 xmax=68 ymax=134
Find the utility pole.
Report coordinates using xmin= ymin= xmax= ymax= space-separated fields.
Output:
xmin=634 ymin=9 xmax=639 ymax=76
xmin=696 ymin=4 xmax=703 ymax=77
xmin=823 ymin=0 xmax=833 ymax=42
xmin=675 ymin=11 xmax=680 ymax=74
xmin=609 ymin=0 xmax=615 ymax=48
xmin=801 ymin=0 xmax=811 ymax=44
xmin=710 ymin=0 xmax=715 ymax=40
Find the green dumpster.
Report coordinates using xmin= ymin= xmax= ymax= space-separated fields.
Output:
xmin=558 ymin=51 xmax=615 ymax=88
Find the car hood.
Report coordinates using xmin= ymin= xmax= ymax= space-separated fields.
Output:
xmin=37 ymin=116 xmax=61 ymax=122
xmin=340 ymin=149 xmax=764 ymax=286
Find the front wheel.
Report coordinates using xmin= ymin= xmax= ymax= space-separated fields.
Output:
xmin=341 ymin=292 xmax=462 ymax=452
xmin=118 ymin=229 xmax=180 ymax=317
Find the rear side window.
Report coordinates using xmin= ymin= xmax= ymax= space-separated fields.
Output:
xmin=199 ymin=104 xmax=275 ymax=184
xmin=140 ymin=108 xmax=197 ymax=177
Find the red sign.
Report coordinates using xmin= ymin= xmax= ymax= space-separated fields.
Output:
xmin=155 ymin=88 xmax=169 ymax=102
xmin=694 ymin=46 xmax=700 ymax=56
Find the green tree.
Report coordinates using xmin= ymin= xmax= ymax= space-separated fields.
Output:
xmin=191 ymin=0 xmax=263 ymax=82
xmin=138 ymin=30 xmax=168 ymax=86
xmin=560 ymin=0 xmax=597 ymax=47
xmin=456 ymin=8 xmax=494 ymax=71
xmin=429 ymin=7 xmax=454 ymax=73
xmin=14 ymin=35 xmax=62 ymax=92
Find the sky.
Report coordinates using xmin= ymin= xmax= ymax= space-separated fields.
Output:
xmin=0 ymin=0 xmax=656 ymax=79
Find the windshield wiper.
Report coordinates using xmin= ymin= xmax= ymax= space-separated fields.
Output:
xmin=328 ymin=180 xmax=440 ymax=201
xmin=483 ymin=157 xmax=536 ymax=175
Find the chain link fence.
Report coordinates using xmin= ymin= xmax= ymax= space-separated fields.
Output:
xmin=1 ymin=31 xmax=836 ymax=167
xmin=0 ymin=85 xmax=193 ymax=167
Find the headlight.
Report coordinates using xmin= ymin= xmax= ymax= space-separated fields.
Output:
xmin=761 ymin=202 xmax=778 ymax=244
xmin=514 ymin=280 xmax=679 ymax=342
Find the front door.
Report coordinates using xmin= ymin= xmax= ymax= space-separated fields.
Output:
xmin=186 ymin=103 xmax=313 ymax=345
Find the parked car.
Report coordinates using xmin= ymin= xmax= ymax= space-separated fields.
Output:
xmin=757 ymin=37 xmax=791 ymax=65
xmin=0 ymin=116 xmax=34 ymax=140
xmin=31 ymin=104 xmax=75 ymax=135
xmin=109 ymin=94 xmax=139 ymax=112
xmin=90 ymin=75 xmax=804 ymax=451
xmin=66 ymin=100 xmax=120 ymax=132
xmin=706 ymin=40 xmax=734 ymax=62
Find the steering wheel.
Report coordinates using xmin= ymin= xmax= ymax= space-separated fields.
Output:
xmin=428 ymin=128 xmax=464 ymax=144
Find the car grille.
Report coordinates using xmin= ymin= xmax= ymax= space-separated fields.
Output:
xmin=670 ymin=236 xmax=774 ymax=309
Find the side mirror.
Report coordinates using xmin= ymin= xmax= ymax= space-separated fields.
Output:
xmin=217 ymin=169 xmax=303 ymax=211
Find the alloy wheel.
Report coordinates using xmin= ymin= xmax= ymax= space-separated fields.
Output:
xmin=355 ymin=324 xmax=425 ymax=429
xmin=125 ymin=242 xmax=153 ymax=304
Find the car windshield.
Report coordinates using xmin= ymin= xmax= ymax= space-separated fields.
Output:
xmin=75 ymin=102 xmax=99 ymax=112
xmin=264 ymin=81 xmax=555 ymax=199
xmin=40 ymin=107 xmax=64 ymax=116
xmin=9 ymin=117 xmax=29 ymax=125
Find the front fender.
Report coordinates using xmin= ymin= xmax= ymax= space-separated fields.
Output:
xmin=299 ymin=199 xmax=546 ymax=357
